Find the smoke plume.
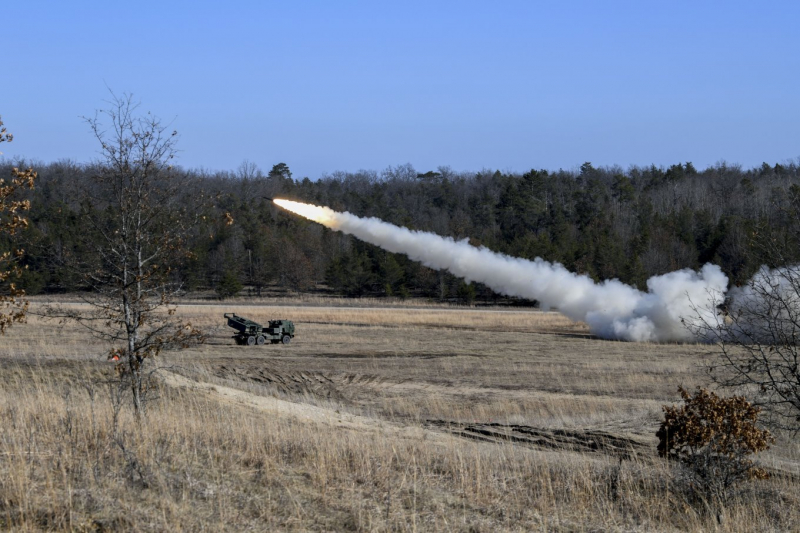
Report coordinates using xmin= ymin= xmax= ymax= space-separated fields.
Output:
xmin=273 ymin=199 xmax=728 ymax=342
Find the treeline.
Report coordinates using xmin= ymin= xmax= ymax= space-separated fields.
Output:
xmin=4 ymin=158 xmax=800 ymax=301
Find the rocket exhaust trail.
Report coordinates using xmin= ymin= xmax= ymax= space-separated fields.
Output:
xmin=272 ymin=198 xmax=728 ymax=342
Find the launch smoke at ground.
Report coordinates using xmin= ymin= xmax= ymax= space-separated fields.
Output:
xmin=273 ymin=199 xmax=728 ymax=342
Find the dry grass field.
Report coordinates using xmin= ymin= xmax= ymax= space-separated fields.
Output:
xmin=1 ymin=299 xmax=798 ymax=531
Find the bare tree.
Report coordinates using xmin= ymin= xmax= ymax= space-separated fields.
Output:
xmin=48 ymin=94 xmax=203 ymax=416
xmin=0 ymin=116 xmax=36 ymax=333
xmin=691 ymin=187 xmax=800 ymax=431
xmin=693 ymin=266 xmax=800 ymax=431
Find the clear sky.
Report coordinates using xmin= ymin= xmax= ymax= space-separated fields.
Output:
xmin=3 ymin=1 xmax=799 ymax=179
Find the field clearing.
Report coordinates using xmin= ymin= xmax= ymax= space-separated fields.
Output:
xmin=1 ymin=300 xmax=799 ymax=531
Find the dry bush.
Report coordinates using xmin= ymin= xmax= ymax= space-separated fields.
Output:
xmin=0 ymin=115 xmax=36 ymax=334
xmin=657 ymin=387 xmax=774 ymax=507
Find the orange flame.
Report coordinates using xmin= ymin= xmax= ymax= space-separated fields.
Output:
xmin=272 ymin=199 xmax=342 ymax=228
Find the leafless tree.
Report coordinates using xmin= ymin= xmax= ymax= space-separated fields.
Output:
xmin=47 ymin=93 xmax=204 ymax=417
xmin=694 ymin=267 xmax=800 ymax=432
xmin=690 ymin=187 xmax=800 ymax=431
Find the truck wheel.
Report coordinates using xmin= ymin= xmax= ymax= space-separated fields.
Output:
xmin=246 ymin=336 xmax=256 ymax=346
xmin=281 ymin=335 xmax=291 ymax=345
xmin=256 ymin=335 xmax=265 ymax=345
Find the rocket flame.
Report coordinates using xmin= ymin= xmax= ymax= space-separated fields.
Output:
xmin=272 ymin=198 xmax=729 ymax=342
xmin=272 ymin=199 xmax=343 ymax=228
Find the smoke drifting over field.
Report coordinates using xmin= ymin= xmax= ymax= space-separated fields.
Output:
xmin=273 ymin=199 xmax=728 ymax=342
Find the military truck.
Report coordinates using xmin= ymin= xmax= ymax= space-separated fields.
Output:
xmin=224 ymin=313 xmax=295 ymax=346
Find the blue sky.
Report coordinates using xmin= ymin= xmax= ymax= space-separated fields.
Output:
xmin=3 ymin=1 xmax=799 ymax=179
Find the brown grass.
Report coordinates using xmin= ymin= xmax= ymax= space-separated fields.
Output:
xmin=0 ymin=301 xmax=798 ymax=531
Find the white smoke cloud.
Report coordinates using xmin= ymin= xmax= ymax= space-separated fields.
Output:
xmin=721 ymin=265 xmax=800 ymax=343
xmin=274 ymin=199 xmax=729 ymax=342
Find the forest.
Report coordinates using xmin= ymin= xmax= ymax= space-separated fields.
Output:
xmin=3 ymin=157 xmax=800 ymax=303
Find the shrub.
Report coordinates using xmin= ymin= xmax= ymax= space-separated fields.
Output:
xmin=657 ymin=387 xmax=774 ymax=505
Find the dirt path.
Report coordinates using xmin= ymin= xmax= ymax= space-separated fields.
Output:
xmin=160 ymin=368 xmax=659 ymax=462
xmin=160 ymin=369 xmax=451 ymax=444
xmin=425 ymin=420 xmax=651 ymax=458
